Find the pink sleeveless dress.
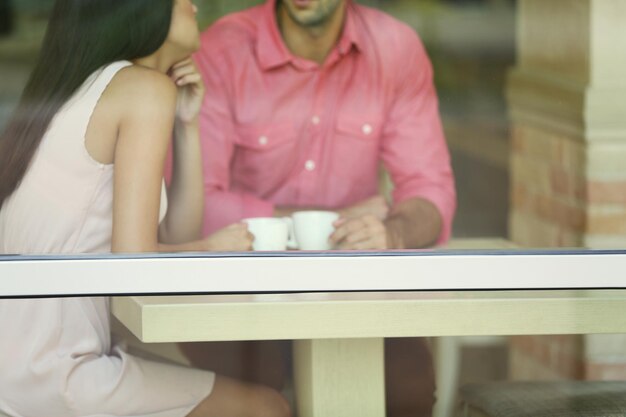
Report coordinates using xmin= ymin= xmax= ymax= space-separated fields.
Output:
xmin=0 ymin=62 xmax=214 ymax=417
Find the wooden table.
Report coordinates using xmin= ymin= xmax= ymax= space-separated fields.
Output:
xmin=4 ymin=239 xmax=626 ymax=417
xmin=112 ymin=290 xmax=626 ymax=417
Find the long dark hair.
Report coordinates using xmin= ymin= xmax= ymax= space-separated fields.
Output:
xmin=0 ymin=0 xmax=174 ymax=207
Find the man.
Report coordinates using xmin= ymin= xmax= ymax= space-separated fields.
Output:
xmin=184 ymin=0 xmax=456 ymax=415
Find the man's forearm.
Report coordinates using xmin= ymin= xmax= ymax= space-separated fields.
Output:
xmin=385 ymin=197 xmax=442 ymax=249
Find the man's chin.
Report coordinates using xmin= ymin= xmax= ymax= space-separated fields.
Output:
xmin=287 ymin=9 xmax=328 ymax=27
xmin=283 ymin=0 xmax=343 ymax=28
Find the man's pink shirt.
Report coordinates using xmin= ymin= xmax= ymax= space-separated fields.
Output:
xmin=194 ymin=0 xmax=456 ymax=243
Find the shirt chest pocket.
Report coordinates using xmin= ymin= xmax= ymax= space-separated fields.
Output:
xmin=335 ymin=115 xmax=382 ymax=146
xmin=331 ymin=115 xmax=383 ymax=188
xmin=236 ymin=123 xmax=297 ymax=151
xmin=233 ymin=123 xmax=299 ymax=188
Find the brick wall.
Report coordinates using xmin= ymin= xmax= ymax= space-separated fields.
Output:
xmin=509 ymin=125 xmax=586 ymax=248
xmin=507 ymin=0 xmax=626 ymax=372
xmin=508 ymin=1 xmax=626 ymax=375
xmin=508 ymin=125 xmax=626 ymax=381
xmin=511 ymin=123 xmax=626 ymax=249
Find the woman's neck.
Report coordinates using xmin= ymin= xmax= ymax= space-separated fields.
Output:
xmin=133 ymin=46 xmax=182 ymax=73
xmin=133 ymin=55 xmax=171 ymax=73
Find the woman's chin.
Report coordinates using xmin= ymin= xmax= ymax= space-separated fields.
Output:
xmin=181 ymin=36 xmax=201 ymax=55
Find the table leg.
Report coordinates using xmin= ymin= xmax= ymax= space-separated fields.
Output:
xmin=293 ymin=338 xmax=385 ymax=417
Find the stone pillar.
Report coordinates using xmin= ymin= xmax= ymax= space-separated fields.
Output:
xmin=507 ymin=0 xmax=626 ymax=380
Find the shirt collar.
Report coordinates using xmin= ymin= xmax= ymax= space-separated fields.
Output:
xmin=257 ymin=0 xmax=362 ymax=71
xmin=337 ymin=2 xmax=362 ymax=56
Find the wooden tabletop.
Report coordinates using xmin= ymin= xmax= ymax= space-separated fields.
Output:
xmin=112 ymin=289 xmax=626 ymax=343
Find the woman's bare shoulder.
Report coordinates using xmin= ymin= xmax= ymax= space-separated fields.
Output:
xmin=106 ymin=65 xmax=177 ymax=115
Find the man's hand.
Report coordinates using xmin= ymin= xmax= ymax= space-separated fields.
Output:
xmin=329 ymin=214 xmax=391 ymax=250
xmin=339 ymin=195 xmax=389 ymax=221
xmin=330 ymin=197 xmax=442 ymax=250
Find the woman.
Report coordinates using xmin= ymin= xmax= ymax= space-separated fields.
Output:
xmin=0 ymin=0 xmax=289 ymax=416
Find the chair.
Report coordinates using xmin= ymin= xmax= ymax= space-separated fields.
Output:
xmin=460 ymin=381 xmax=626 ymax=417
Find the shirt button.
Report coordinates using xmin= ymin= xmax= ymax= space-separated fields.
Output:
xmin=305 ymin=160 xmax=316 ymax=171
xmin=311 ymin=115 xmax=321 ymax=125
xmin=362 ymin=124 xmax=373 ymax=135
xmin=258 ymin=136 xmax=268 ymax=146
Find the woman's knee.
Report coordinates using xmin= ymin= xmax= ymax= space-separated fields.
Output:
xmin=179 ymin=341 xmax=290 ymax=391
xmin=249 ymin=384 xmax=292 ymax=417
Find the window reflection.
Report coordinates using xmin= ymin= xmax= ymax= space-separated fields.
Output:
xmin=2 ymin=2 xmax=626 ymax=417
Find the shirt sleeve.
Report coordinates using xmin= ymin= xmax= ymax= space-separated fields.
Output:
xmin=194 ymin=44 xmax=275 ymax=236
xmin=380 ymin=33 xmax=456 ymax=245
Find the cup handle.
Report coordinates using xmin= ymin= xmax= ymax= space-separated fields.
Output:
xmin=283 ymin=217 xmax=298 ymax=249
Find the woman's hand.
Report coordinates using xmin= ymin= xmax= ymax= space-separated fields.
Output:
xmin=169 ymin=58 xmax=205 ymax=125
xmin=203 ymin=223 xmax=254 ymax=252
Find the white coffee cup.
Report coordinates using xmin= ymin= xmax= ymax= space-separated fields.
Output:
xmin=244 ymin=218 xmax=290 ymax=251
xmin=290 ymin=210 xmax=339 ymax=250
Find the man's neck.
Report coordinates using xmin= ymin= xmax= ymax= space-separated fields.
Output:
xmin=277 ymin=2 xmax=347 ymax=65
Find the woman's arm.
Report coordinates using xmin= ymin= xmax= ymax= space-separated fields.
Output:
xmin=158 ymin=119 xmax=204 ymax=244
xmin=157 ymin=125 xmax=254 ymax=252
xmin=158 ymin=222 xmax=253 ymax=252
xmin=111 ymin=67 xmax=177 ymax=253
xmin=110 ymin=64 xmax=253 ymax=253
xmin=157 ymin=59 xmax=204 ymax=244
xmin=157 ymin=59 xmax=254 ymax=252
